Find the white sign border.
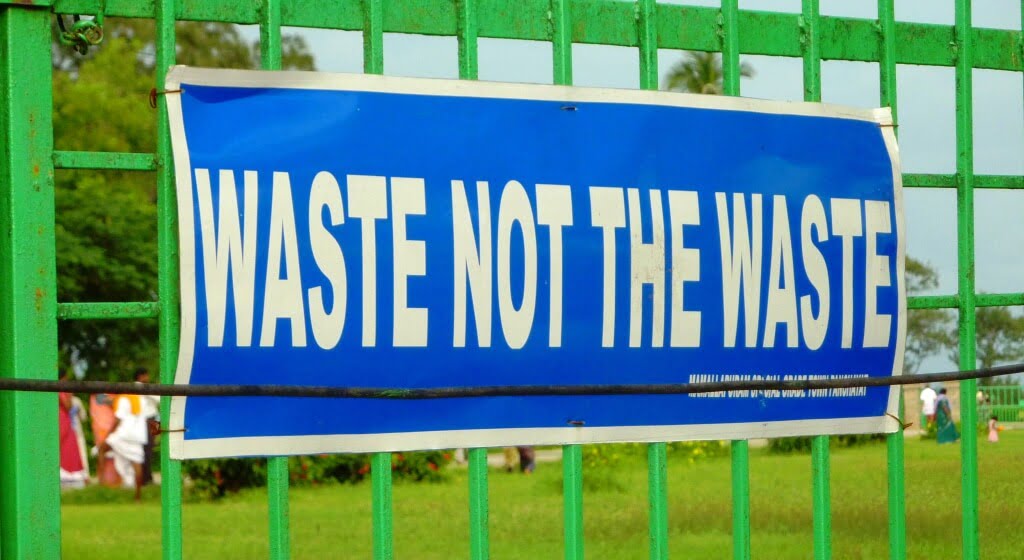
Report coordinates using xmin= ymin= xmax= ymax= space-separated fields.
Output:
xmin=165 ymin=66 xmax=905 ymax=460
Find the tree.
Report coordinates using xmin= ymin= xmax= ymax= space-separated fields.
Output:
xmin=947 ymin=305 xmax=1024 ymax=384
xmin=662 ymin=51 xmax=754 ymax=95
xmin=53 ymin=20 xmax=314 ymax=380
xmin=903 ymin=258 xmax=954 ymax=374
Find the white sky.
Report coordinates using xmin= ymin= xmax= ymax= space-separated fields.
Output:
xmin=274 ymin=0 xmax=1022 ymax=369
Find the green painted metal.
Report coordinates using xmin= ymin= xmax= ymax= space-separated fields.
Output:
xmin=53 ymin=150 xmax=158 ymax=171
xmin=0 ymin=0 xmax=1020 ymax=557
xmin=268 ymin=457 xmax=291 ymax=560
xmin=57 ymin=301 xmax=161 ymax=320
xmin=562 ymin=444 xmax=584 ymax=560
xmin=720 ymin=3 xmax=752 ymax=559
xmin=800 ymin=2 xmax=833 ymax=559
xmin=371 ymin=452 xmax=394 ymax=560
xmin=636 ymin=4 xmax=669 ymax=558
xmin=154 ymin=0 xmax=183 ymax=556
xmin=0 ymin=5 xmax=61 ymax=559
xmin=954 ymin=1 xmax=980 ymax=559
xmin=468 ymin=448 xmax=489 ymax=559
xmin=878 ymin=2 xmax=906 ymax=558
xmin=646 ymin=443 xmax=668 ymax=560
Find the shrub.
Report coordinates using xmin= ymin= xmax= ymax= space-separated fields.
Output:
xmin=768 ymin=433 xmax=887 ymax=454
xmin=183 ymin=450 xmax=453 ymax=500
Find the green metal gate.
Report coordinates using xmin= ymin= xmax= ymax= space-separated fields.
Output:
xmin=1 ymin=0 xmax=1021 ymax=558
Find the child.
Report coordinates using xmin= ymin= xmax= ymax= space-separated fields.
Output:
xmin=987 ymin=415 xmax=1000 ymax=443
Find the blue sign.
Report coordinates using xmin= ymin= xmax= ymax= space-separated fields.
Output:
xmin=166 ymin=67 xmax=905 ymax=459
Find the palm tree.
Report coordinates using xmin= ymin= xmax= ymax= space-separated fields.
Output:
xmin=663 ymin=51 xmax=754 ymax=95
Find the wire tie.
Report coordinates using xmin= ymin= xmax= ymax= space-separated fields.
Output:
xmin=885 ymin=412 xmax=913 ymax=431
xmin=149 ymin=87 xmax=184 ymax=109
xmin=568 ymin=419 xmax=585 ymax=426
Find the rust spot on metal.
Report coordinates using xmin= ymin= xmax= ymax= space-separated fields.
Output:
xmin=34 ymin=288 xmax=43 ymax=312
xmin=32 ymin=163 xmax=39 ymax=176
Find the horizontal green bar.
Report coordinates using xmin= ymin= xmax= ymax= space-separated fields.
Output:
xmin=50 ymin=1 xmax=1023 ymax=71
xmin=57 ymin=301 xmax=161 ymax=320
xmin=907 ymin=293 xmax=1024 ymax=310
xmin=908 ymin=295 xmax=958 ymax=309
xmin=976 ymin=293 xmax=1024 ymax=307
xmin=904 ymin=174 xmax=1024 ymax=189
xmin=53 ymin=151 xmax=157 ymax=171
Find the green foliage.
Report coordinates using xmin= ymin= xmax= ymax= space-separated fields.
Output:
xmin=662 ymin=51 xmax=754 ymax=95
xmin=183 ymin=451 xmax=453 ymax=500
xmin=904 ymin=258 xmax=955 ymax=374
xmin=52 ymin=21 xmax=314 ymax=379
xmin=575 ymin=441 xmax=728 ymax=491
xmin=767 ymin=433 xmax=886 ymax=454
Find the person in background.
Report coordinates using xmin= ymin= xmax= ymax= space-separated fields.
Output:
xmin=919 ymin=385 xmax=937 ymax=429
xmin=58 ymin=371 xmax=88 ymax=489
xmin=935 ymin=388 xmax=960 ymax=445
xmin=90 ymin=392 xmax=121 ymax=487
xmin=134 ymin=367 xmax=160 ymax=485
xmin=517 ymin=446 xmax=536 ymax=474
xmin=99 ymin=381 xmax=155 ymax=500
xmin=987 ymin=415 xmax=1001 ymax=443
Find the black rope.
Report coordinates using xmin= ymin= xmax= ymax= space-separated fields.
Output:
xmin=4 ymin=362 xmax=1022 ymax=400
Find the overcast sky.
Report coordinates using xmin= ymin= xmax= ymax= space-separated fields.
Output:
xmin=274 ymin=0 xmax=1022 ymax=369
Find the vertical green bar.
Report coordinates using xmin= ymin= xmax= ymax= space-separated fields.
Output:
xmin=646 ymin=444 xmax=668 ymax=560
xmin=551 ymin=5 xmax=582 ymax=558
xmin=954 ymin=1 xmax=979 ymax=558
xmin=811 ymin=437 xmax=831 ymax=560
xmin=467 ymin=448 xmax=489 ymax=560
xmin=636 ymin=2 xmax=668 ymax=558
xmin=363 ymin=0 xmax=384 ymax=75
xmin=551 ymin=0 xmax=572 ymax=86
xmin=371 ymin=452 xmax=394 ymax=560
xmin=456 ymin=5 xmax=486 ymax=557
xmin=720 ymin=3 xmax=751 ymax=559
xmin=877 ymin=2 xmax=906 ymax=558
xmin=457 ymin=0 xmax=479 ymax=80
xmin=259 ymin=1 xmax=292 ymax=557
xmin=0 ymin=6 xmax=60 ymax=559
xmin=360 ymin=4 xmax=391 ymax=558
xmin=801 ymin=2 xmax=830 ymax=559
xmin=155 ymin=0 xmax=184 ymax=556
xmin=562 ymin=444 xmax=584 ymax=560
xmin=267 ymin=458 xmax=291 ymax=559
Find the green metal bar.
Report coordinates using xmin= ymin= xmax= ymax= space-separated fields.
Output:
xmin=268 ymin=457 xmax=291 ymax=560
xmin=908 ymin=295 xmax=959 ymax=309
xmin=259 ymin=0 xmax=292 ymax=556
xmin=457 ymin=0 xmax=478 ymax=80
xmin=363 ymin=0 xmax=384 ymax=75
xmin=467 ymin=448 xmax=489 ymax=560
xmin=879 ymin=3 xmax=906 ymax=558
xmin=550 ymin=0 xmax=572 ymax=85
xmin=562 ymin=444 xmax=584 ymax=560
xmin=636 ymin=3 xmax=667 ymax=558
xmin=155 ymin=0 xmax=183 ymax=556
xmin=371 ymin=452 xmax=394 ymax=560
xmin=903 ymin=173 xmax=1024 ymax=189
xmin=57 ymin=301 xmax=161 ymax=320
xmin=646 ymin=443 xmax=668 ymax=560
xmin=53 ymin=150 xmax=158 ymax=171
xmin=954 ymin=1 xmax=980 ymax=558
xmin=360 ymin=6 xmax=392 ymax=557
xmin=721 ymin=3 xmax=752 ymax=559
xmin=811 ymin=436 xmax=832 ymax=560
xmin=976 ymin=292 xmax=1024 ymax=307
xmin=0 ymin=5 xmax=60 ymax=559
xmin=46 ymin=1 xmax=1023 ymax=72
xmin=801 ymin=2 xmax=832 ymax=559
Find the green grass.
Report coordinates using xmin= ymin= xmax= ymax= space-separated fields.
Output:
xmin=62 ymin=431 xmax=1024 ymax=559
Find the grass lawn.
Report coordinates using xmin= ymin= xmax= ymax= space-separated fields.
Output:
xmin=62 ymin=431 xmax=1024 ymax=559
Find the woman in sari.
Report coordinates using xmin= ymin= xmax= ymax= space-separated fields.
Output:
xmin=58 ymin=373 xmax=88 ymax=488
xmin=90 ymin=393 xmax=121 ymax=487
xmin=935 ymin=388 xmax=960 ymax=444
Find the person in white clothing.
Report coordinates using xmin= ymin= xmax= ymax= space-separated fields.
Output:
xmin=920 ymin=386 xmax=938 ymax=429
xmin=98 ymin=390 xmax=156 ymax=500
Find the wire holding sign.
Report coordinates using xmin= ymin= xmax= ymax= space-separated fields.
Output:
xmin=165 ymin=67 xmax=904 ymax=459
